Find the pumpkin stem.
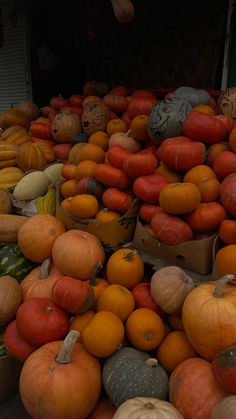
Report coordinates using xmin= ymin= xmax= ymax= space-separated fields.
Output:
xmin=90 ymin=262 xmax=103 ymax=285
xmin=123 ymin=250 xmax=137 ymax=261
xmin=213 ymin=274 xmax=235 ymax=298
xmin=143 ymin=402 xmax=155 ymax=409
xmin=126 ymin=129 xmax=131 ymax=136
xmin=145 ymin=358 xmax=159 ymax=367
xmin=55 ymin=330 xmax=80 ymax=364
xmin=39 ymin=258 xmax=51 ymax=280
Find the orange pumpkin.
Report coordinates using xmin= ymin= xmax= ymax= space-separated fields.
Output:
xmin=18 ymin=214 xmax=66 ymax=263
xmin=88 ymin=131 xmax=109 ymax=151
xmin=88 ymin=277 xmax=109 ymax=309
xmin=69 ymin=142 xmax=106 ymax=165
xmin=215 ymin=245 xmax=236 ymax=277
xmin=95 ymin=208 xmax=121 ymax=222
xmin=219 ymin=220 xmax=236 ymax=244
xmin=106 ymin=118 xmax=128 ymax=137
xmin=88 ymin=395 xmax=117 ymax=419
xmin=106 ymin=248 xmax=144 ymax=289
xmin=60 ymin=179 xmax=78 ymax=198
xmin=19 ymin=330 xmax=102 ymax=419
xmin=96 ymin=284 xmax=135 ymax=322
xmin=16 ymin=142 xmax=47 ymax=171
xmin=185 ymin=202 xmax=227 ymax=233
xmin=183 ymin=165 xmax=220 ymax=201
xmin=68 ymin=194 xmax=99 ymax=219
xmin=155 ymin=162 xmax=181 ymax=183
xmin=130 ymin=114 xmax=149 ymax=141
xmin=75 ymin=160 xmax=98 ymax=180
xmin=82 ymin=311 xmax=125 ymax=357
xmin=125 ymin=308 xmax=165 ymax=351
xmin=69 ymin=310 xmax=95 ymax=342
xmin=193 ymin=105 xmax=215 ymax=115
xmin=159 ymin=182 xmax=201 ymax=215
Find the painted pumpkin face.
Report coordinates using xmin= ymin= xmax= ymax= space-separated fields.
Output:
xmin=218 ymin=87 xmax=236 ymax=120
xmin=148 ymin=97 xmax=192 ymax=142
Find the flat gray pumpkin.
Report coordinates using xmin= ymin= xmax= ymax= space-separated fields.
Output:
xmin=148 ymin=97 xmax=192 ymax=142
xmin=173 ymin=86 xmax=211 ymax=107
xmin=102 ymin=347 xmax=168 ymax=407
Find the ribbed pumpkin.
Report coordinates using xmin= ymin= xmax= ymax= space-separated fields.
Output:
xmin=82 ymin=102 xmax=109 ymax=135
xmin=1 ymin=125 xmax=23 ymax=140
xmin=0 ymin=275 xmax=22 ymax=326
xmin=0 ymin=108 xmax=30 ymax=130
xmin=0 ymin=142 xmax=17 ymax=168
xmin=112 ymin=397 xmax=184 ymax=419
xmin=5 ymin=127 xmax=31 ymax=146
xmin=16 ymin=142 xmax=47 ymax=171
xmin=159 ymin=182 xmax=201 ymax=214
xmin=102 ymin=347 xmax=168 ymax=407
xmin=51 ymin=111 xmax=81 ymax=143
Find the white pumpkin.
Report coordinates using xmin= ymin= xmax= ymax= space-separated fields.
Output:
xmin=113 ymin=397 xmax=184 ymax=419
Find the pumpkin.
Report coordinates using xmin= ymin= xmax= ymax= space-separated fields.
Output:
xmin=75 ymin=160 xmax=98 ymax=180
xmin=88 ymin=395 xmax=117 ymax=419
xmin=193 ymin=104 xmax=215 ymax=115
xmin=103 ymin=95 xmax=128 ymax=113
xmin=211 ymin=395 xmax=236 ymax=419
xmin=82 ymin=310 xmax=125 ymax=357
xmin=3 ymin=320 xmax=36 ymax=362
xmin=106 ymin=248 xmax=144 ymax=289
xmin=139 ymin=203 xmax=164 ymax=223
xmin=212 ymin=345 xmax=236 ymax=393
xmin=29 ymin=121 xmax=52 ymax=139
xmin=173 ymin=86 xmax=211 ymax=106
xmin=109 ymin=85 xmax=128 ymax=96
xmin=183 ymin=111 xmax=227 ymax=145
xmin=123 ymin=153 xmax=157 ymax=178
xmin=69 ymin=194 xmax=99 ymax=219
xmin=18 ymin=214 xmax=66 ymax=263
xmin=217 ymin=87 xmax=236 ymax=119
xmin=0 ymin=275 xmax=22 ymax=326
xmin=155 ymin=161 xmax=181 ymax=183
xmin=220 ymin=173 xmax=236 ymax=217
xmin=215 ymin=245 xmax=236 ymax=277
xmin=1 ymin=124 xmax=23 ymax=140
xmin=182 ymin=275 xmax=236 ymax=360
xmin=5 ymin=127 xmax=31 ymax=146
xmin=102 ymin=187 xmax=133 ymax=212
xmin=213 ymin=151 xmax=236 ymax=178
xmin=53 ymin=143 xmax=72 ymax=160
xmin=110 ymin=0 xmax=135 ymax=23
xmin=0 ymin=142 xmax=17 ymax=168
xmin=150 ymin=266 xmax=195 ymax=314
xmin=0 ymin=214 xmax=29 ymax=246
xmin=157 ymin=136 xmax=206 ymax=171
xmin=132 ymin=282 xmax=165 ymax=317
xmin=106 ymin=144 xmax=132 ymax=170
xmin=0 ymin=189 xmax=12 ymax=214
xmin=108 ymin=132 xmax=141 ymax=152
xmin=52 ymin=275 xmax=95 ymax=314
xmin=0 ymin=108 xmax=30 ymax=130
xmin=168 ymin=313 xmax=184 ymax=331
xmin=82 ymin=102 xmax=109 ymax=135
xmin=133 ymin=174 xmax=170 ymax=204
xmin=151 ymin=211 xmax=193 ymax=245
xmin=207 ymin=142 xmax=231 ymax=167
xmin=69 ymin=94 xmax=83 ymax=107
xmin=169 ymin=357 xmax=228 ymax=419
xmin=20 ymin=259 xmax=61 ymax=301
xmin=130 ymin=114 xmax=149 ymax=141
xmin=183 ymin=164 xmax=220 ymax=202
xmin=127 ymin=97 xmax=157 ymax=119
xmin=16 ymin=142 xmax=47 ymax=171
xmin=17 ymin=100 xmax=39 ymax=120
xmin=106 ymin=118 xmax=128 ymax=137
xmin=19 ymin=330 xmax=102 ymax=419
xmin=88 ymin=131 xmax=109 ymax=150
xmin=95 ymin=208 xmax=121 ymax=222
xmin=185 ymin=202 xmax=227 ymax=233
xmin=148 ymin=98 xmax=192 ymax=142
xmin=156 ymin=330 xmax=196 ymax=373
xmin=60 ymin=179 xmax=78 ymax=198
xmin=219 ymin=220 xmax=236 ymax=244
xmin=125 ymin=307 xmax=165 ymax=351
xmin=16 ymin=297 xmax=70 ymax=347
xmin=52 ymin=230 xmax=105 ymax=280
xmin=102 ymin=347 xmax=168 ymax=407
xmin=88 ymin=276 xmax=109 ymax=309
xmin=76 ymin=177 xmax=105 ymax=199
xmin=96 ymin=284 xmax=135 ymax=322
xmin=68 ymin=142 xmax=106 ymax=165
xmin=112 ymin=397 xmax=184 ymax=419
xmin=82 ymin=95 xmax=103 ymax=108
xmin=35 ymin=141 xmax=56 ymax=163
xmin=50 ymin=95 xmax=69 ymax=110
xmin=159 ymin=182 xmax=201 ymax=215
xmin=51 ymin=111 xmax=81 ymax=143
xmin=82 ymin=80 xmax=109 ymax=97
xmin=94 ymin=163 xmax=130 ymax=190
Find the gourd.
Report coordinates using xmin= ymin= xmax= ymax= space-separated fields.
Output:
xmin=220 ymin=173 xmax=236 ymax=217
xmin=110 ymin=0 xmax=135 ymax=23
xmin=173 ymin=86 xmax=211 ymax=106
xmin=0 ymin=214 xmax=29 ymax=246
xmin=150 ymin=266 xmax=195 ymax=314
xmin=159 ymin=182 xmax=201 ymax=214
xmin=102 ymin=347 xmax=168 ymax=407
xmin=82 ymin=102 xmax=109 ymax=135
xmin=13 ymin=171 xmax=50 ymax=201
xmin=17 ymin=100 xmax=39 ymax=121
xmin=211 ymin=396 xmax=236 ymax=419
xmin=19 ymin=330 xmax=102 ymax=419
xmin=96 ymin=284 xmax=135 ymax=322
xmin=0 ymin=190 xmax=12 ymax=214
xmin=112 ymin=397 xmax=184 ymax=419
xmin=0 ymin=142 xmax=17 ymax=168
xmin=16 ymin=142 xmax=47 ymax=171
xmin=0 ymin=108 xmax=30 ymax=130
xmin=0 ymin=167 xmax=25 ymax=190
xmin=212 ymin=345 xmax=236 ymax=393
xmin=106 ymin=248 xmax=144 ymax=289
xmin=51 ymin=111 xmax=81 ymax=143
xmin=0 ymin=243 xmax=37 ymax=282
xmin=43 ymin=163 xmax=64 ymax=184
xmin=0 ymin=276 xmax=22 ymax=326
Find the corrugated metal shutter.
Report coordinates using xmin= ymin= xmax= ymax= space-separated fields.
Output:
xmin=0 ymin=10 xmax=31 ymax=113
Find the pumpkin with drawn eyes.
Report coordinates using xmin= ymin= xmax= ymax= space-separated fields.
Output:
xmin=82 ymin=102 xmax=109 ymax=135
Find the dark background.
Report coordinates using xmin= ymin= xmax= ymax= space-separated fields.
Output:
xmin=28 ymin=0 xmax=229 ymax=106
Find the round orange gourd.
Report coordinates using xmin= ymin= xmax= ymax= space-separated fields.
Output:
xmin=130 ymin=114 xmax=149 ymax=141
xmin=193 ymin=105 xmax=215 ymax=115
xmin=106 ymin=118 xmax=128 ymax=137
xmin=69 ymin=194 xmax=99 ymax=219
xmin=96 ymin=284 xmax=135 ymax=322
xmin=215 ymin=245 xmax=236 ymax=277
xmin=60 ymin=179 xmax=78 ymax=198
xmin=206 ymin=142 xmax=230 ymax=167
xmin=82 ymin=310 xmax=125 ymax=357
xmin=60 ymin=197 xmax=72 ymax=211
xmin=156 ymin=330 xmax=196 ymax=373
xmin=75 ymin=160 xmax=98 ymax=180
xmin=88 ymin=131 xmax=109 ymax=151
xmin=69 ymin=310 xmax=95 ymax=343
xmin=126 ymin=308 xmax=165 ymax=351
xmin=18 ymin=214 xmax=65 ymax=263
xmin=183 ymin=164 xmax=220 ymax=202
xmin=155 ymin=162 xmax=181 ymax=183
xmin=68 ymin=142 xmax=106 ymax=165
xmin=219 ymin=220 xmax=236 ymax=244
xmin=159 ymin=182 xmax=201 ymax=214
xmin=106 ymin=248 xmax=144 ymax=289
xmin=19 ymin=330 xmax=102 ymax=419
xmin=95 ymin=208 xmax=120 ymax=222
xmin=88 ymin=277 xmax=110 ymax=309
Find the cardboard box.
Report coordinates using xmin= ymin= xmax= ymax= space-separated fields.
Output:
xmin=12 ymin=186 xmax=56 ymax=217
xmin=0 ymin=355 xmax=22 ymax=403
xmin=132 ymin=220 xmax=217 ymax=275
xmin=56 ymin=186 xmax=140 ymax=251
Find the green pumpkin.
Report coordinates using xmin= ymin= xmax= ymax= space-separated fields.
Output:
xmin=102 ymin=347 xmax=168 ymax=407
xmin=0 ymin=243 xmax=37 ymax=282
xmin=173 ymin=86 xmax=211 ymax=106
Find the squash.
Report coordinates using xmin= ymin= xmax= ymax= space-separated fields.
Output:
xmin=13 ymin=171 xmax=50 ymax=201
xmin=217 ymin=87 xmax=236 ymax=119
xmin=102 ymin=347 xmax=168 ymax=407
xmin=0 ymin=190 xmax=12 ymax=214
xmin=96 ymin=284 xmax=135 ymax=322
xmin=0 ymin=275 xmax=22 ymax=326
xmin=43 ymin=163 xmax=64 ymax=184
xmin=51 ymin=111 xmax=81 ymax=143
xmin=0 ymin=125 xmax=23 ymax=140
xmin=16 ymin=142 xmax=47 ymax=171
xmin=19 ymin=330 xmax=102 ymax=419
xmin=0 ymin=214 xmax=29 ymax=246
xmin=211 ymin=396 xmax=236 ymax=419
xmin=106 ymin=248 xmax=144 ymax=289
xmin=150 ymin=266 xmax=195 ymax=314
xmin=3 ymin=320 xmax=36 ymax=362
xmin=220 ymin=173 xmax=236 ymax=218
xmin=112 ymin=397 xmax=184 ymax=419
xmin=110 ymin=0 xmax=135 ymax=23
xmin=0 ymin=243 xmax=37 ymax=282
xmin=159 ymin=182 xmax=201 ymax=214
xmin=82 ymin=102 xmax=109 ymax=135
xmin=88 ymin=395 xmax=117 ymax=419
xmin=212 ymin=345 xmax=236 ymax=393
xmin=173 ymin=86 xmax=211 ymax=106
xmin=0 ymin=142 xmax=17 ymax=168
xmin=17 ymin=100 xmax=39 ymax=121
xmin=0 ymin=108 xmax=30 ymax=130
xmin=6 ymin=128 xmax=31 ymax=146
xmin=0 ymin=167 xmax=25 ymax=190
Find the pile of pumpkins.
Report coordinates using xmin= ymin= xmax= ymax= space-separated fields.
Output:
xmin=1 ymin=81 xmax=236 ymax=418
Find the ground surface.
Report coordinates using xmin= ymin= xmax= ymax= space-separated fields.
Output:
xmin=0 ymin=393 xmax=31 ymax=419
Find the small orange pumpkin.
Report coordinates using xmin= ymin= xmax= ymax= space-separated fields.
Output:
xmin=106 ymin=248 xmax=144 ymax=289
xmin=96 ymin=284 xmax=135 ymax=322
xmin=159 ymin=182 xmax=201 ymax=214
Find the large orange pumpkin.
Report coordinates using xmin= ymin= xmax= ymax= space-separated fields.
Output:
xmin=52 ymin=229 xmax=105 ymax=280
xmin=19 ymin=330 xmax=102 ymax=419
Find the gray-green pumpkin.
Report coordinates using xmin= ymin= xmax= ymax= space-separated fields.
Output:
xmin=173 ymin=86 xmax=211 ymax=107
xmin=102 ymin=347 xmax=168 ymax=407
xmin=148 ymin=97 xmax=192 ymax=142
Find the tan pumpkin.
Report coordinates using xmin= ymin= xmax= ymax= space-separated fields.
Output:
xmin=82 ymin=102 xmax=109 ymax=135
xmin=112 ymin=397 xmax=184 ymax=419
xmin=16 ymin=142 xmax=47 ymax=171
xmin=6 ymin=128 xmax=32 ymax=146
xmin=108 ymin=132 xmax=141 ymax=153
xmin=211 ymin=395 xmax=236 ymax=419
xmin=0 ymin=214 xmax=29 ymax=246
xmin=0 ymin=190 xmax=12 ymax=214
xmin=159 ymin=182 xmax=201 ymax=214
xmin=0 ymin=142 xmax=17 ymax=168
xmin=0 ymin=275 xmax=22 ymax=326
xmin=150 ymin=266 xmax=195 ymax=314
xmin=51 ymin=111 xmax=81 ymax=143
xmin=0 ymin=167 xmax=25 ymax=190
xmin=17 ymin=100 xmax=39 ymax=121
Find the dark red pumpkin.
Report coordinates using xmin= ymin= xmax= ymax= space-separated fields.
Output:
xmin=52 ymin=276 xmax=95 ymax=315
xmin=183 ymin=111 xmax=227 ymax=144
xmin=94 ymin=164 xmax=130 ymax=190
xmin=69 ymin=94 xmax=83 ymax=107
xmin=212 ymin=345 xmax=236 ymax=393
xmin=139 ymin=203 xmax=164 ymax=223
xmin=3 ymin=320 xmax=36 ymax=363
xmin=16 ymin=297 xmax=70 ymax=347
xmin=50 ymin=95 xmax=69 ymax=110
xmin=213 ymin=151 xmax=236 ymax=178
xmin=123 ymin=153 xmax=157 ymax=178
xmin=103 ymin=94 xmax=128 ymax=114
xmin=132 ymin=282 xmax=166 ymax=318
xmin=76 ymin=177 xmax=105 ymax=198
xmin=109 ymin=85 xmax=128 ymax=96
xmin=185 ymin=202 xmax=227 ymax=233
xmin=127 ymin=97 xmax=156 ymax=119
xmin=29 ymin=122 xmax=52 ymax=140
xmin=107 ymin=145 xmax=132 ymax=170
xmin=220 ymin=174 xmax=236 ymax=217
xmin=151 ymin=211 xmax=193 ymax=244
xmin=102 ymin=188 xmax=133 ymax=213
xmin=133 ymin=174 xmax=170 ymax=203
